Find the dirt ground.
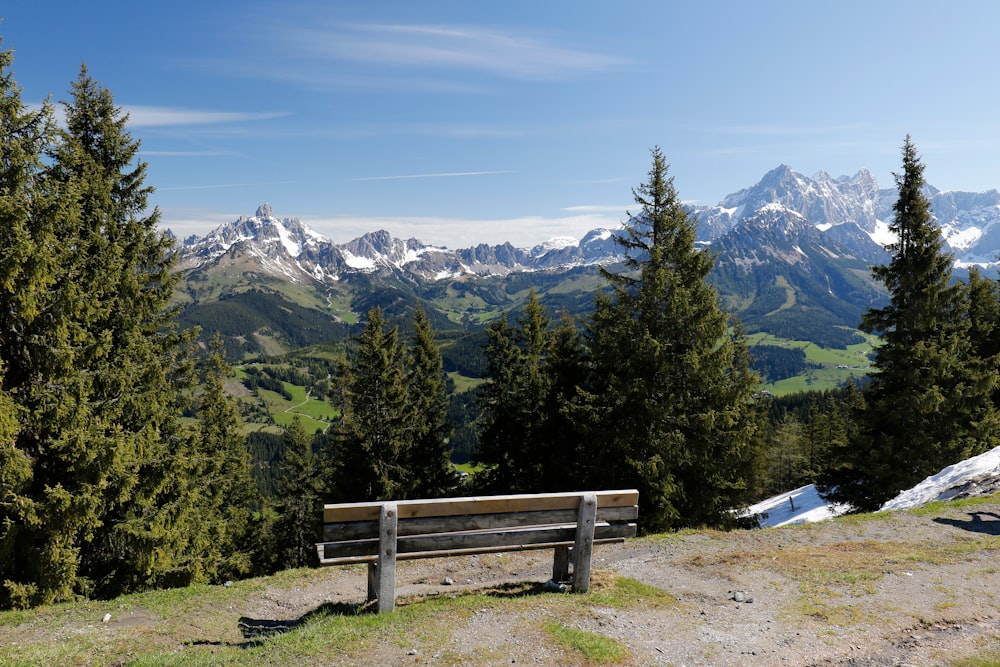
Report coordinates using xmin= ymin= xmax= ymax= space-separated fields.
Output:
xmin=229 ymin=498 xmax=1000 ymax=666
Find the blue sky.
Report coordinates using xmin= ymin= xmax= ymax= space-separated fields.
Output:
xmin=3 ymin=1 xmax=999 ymax=247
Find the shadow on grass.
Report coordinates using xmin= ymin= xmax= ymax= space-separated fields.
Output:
xmin=230 ymin=580 xmax=561 ymax=647
xmin=234 ymin=601 xmax=365 ymax=647
xmin=933 ymin=512 xmax=1000 ymax=536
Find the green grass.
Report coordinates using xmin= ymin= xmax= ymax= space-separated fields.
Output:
xmin=0 ymin=571 xmax=664 ymax=666
xmin=953 ymin=653 xmax=1000 ymax=667
xmin=748 ymin=331 xmax=877 ymax=395
xmin=447 ymin=371 xmax=483 ymax=393
xmin=586 ymin=574 xmax=678 ymax=609
xmin=905 ymin=492 xmax=1000 ymax=517
xmin=453 ymin=462 xmax=481 ymax=475
xmin=245 ymin=380 xmax=337 ymax=433
xmin=542 ymin=621 xmax=630 ymax=664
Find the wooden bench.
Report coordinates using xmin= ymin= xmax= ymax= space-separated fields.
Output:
xmin=315 ymin=489 xmax=639 ymax=613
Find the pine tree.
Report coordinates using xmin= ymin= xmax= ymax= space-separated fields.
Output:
xmin=0 ymin=61 xmax=202 ymax=606
xmin=189 ymin=333 xmax=257 ymax=580
xmin=579 ymin=147 xmax=764 ymax=531
xmin=50 ymin=66 xmax=201 ymax=598
xmin=403 ymin=305 xmax=456 ymax=497
xmin=0 ymin=360 xmax=30 ymax=607
xmin=965 ymin=268 xmax=1000 ymax=362
xmin=474 ymin=291 xmax=581 ymax=493
xmin=271 ymin=417 xmax=324 ymax=569
xmin=821 ymin=137 xmax=1000 ymax=511
xmin=534 ymin=310 xmax=588 ymax=490
xmin=0 ymin=44 xmax=58 ymax=608
xmin=0 ymin=51 xmax=115 ymax=607
xmin=329 ymin=307 xmax=412 ymax=501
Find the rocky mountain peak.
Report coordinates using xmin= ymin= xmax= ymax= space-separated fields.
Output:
xmin=177 ymin=164 xmax=1000 ymax=284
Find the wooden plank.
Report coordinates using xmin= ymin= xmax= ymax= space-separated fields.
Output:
xmin=323 ymin=489 xmax=639 ymax=523
xmin=319 ymin=536 xmax=630 ymax=566
xmin=376 ymin=502 xmax=397 ymax=614
xmin=571 ymin=493 xmax=597 ymax=593
xmin=323 ymin=505 xmax=638 ymax=542
xmin=320 ymin=522 xmax=637 ymax=562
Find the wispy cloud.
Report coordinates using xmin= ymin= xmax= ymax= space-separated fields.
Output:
xmin=124 ymin=106 xmax=289 ymax=127
xmin=563 ymin=204 xmax=630 ymax=214
xmin=350 ymin=170 xmax=513 ymax=182
xmin=197 ymin=16 xmax=631 ymax=92
xmin=702 ymin=123 xmax=868 ymax=137
xmin=157 ymin=181 xmax=294 ymax=192
xmin=294 ymin=23 xmax=631 ymax=81
xmin=142 ymin=150 xmax=241 ymax=157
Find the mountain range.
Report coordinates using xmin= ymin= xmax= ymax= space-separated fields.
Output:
xmin=173 ymin=166 xmax=1000 ymax=357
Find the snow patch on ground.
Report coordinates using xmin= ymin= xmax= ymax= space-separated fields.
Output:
xmin=747 ymin=445 xmax=1000 ymax=527
xmin=881 ymin=445 xmax=1000 ymax=511
xmin=746 ymin=485 xmax=850 ymax=527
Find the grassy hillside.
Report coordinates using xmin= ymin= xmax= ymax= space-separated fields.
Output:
xmin=749 ymin=331 xmax=877 ymax=396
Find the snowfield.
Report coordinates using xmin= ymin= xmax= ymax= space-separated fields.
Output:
xmin=749 ymin=444 xmax=1000 ymax=527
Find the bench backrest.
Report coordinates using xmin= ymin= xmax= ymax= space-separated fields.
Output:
xmin=319 ymin=489 xmax=639 ymax=563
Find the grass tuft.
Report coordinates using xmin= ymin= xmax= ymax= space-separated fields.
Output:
xmin=542 ymin=621 xmax=630 ymax=664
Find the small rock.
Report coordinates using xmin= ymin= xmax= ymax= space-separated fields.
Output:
xmin=730 ymin=590 xmax=754 ymax=603
xmin=442 ymin=577 xmax=454 ymax=586
xmin=224 ymin=580 xmax=234 ymax=587
xmin=408 ymin=649 xmax=418 ymax=656
xmin=101 ymin=613 xmax=112 ymax=623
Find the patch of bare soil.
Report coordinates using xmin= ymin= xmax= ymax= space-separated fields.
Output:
xmin=249 ymin=499 xmax=1000 ymax=666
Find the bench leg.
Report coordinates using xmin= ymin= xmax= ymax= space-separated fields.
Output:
xmin=367 ymin=563 xmax=378 ymax=603
xmin=375 ymin=502 xmax=398 ymax=613
xmin=572 ymin=493 xmax=597 ymax=593
xmin=552 ymin=546 xmax=570 ymax=582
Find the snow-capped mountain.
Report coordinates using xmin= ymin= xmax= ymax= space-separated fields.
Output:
xmin=692 ymin=165 xmax=1000 ymax=269
xmin=177 ymin=203 xmax=623 ymax=282
xmin=178 ymin=167 xmax=1000 ymax=286
xmin=173 ymin=168 xmax=1000 ymax=349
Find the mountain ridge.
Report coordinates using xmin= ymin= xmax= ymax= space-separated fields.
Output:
xmin=176 ymin=166 xmax=1000 ymax=281
xmin=172 ymin=165 xmax=1000 ymax=357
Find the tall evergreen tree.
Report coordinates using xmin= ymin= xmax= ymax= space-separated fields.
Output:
xmin=52 ymin=66 xmax=200 ymax=598
xmin=534 ymin=310 xmax=588 ymax=489
xmin=329 ymin=307 xmax=412 ymax=501
xmin=0 ymin=44 xmax=63 ymax=608
xmin=475 ymin=294 xmax=588 ymax=494
xmin=189 ymin=333 xmax=257 ymax=580
xmin=475 ymin=292 xmax=553 ymax=494
xmin=0 ymin=60 xmax=201 ymax=607
xmin=403 ymin=305 xmax=456 ymax=497
xmin=271 ymin=416 xmax=324 ymax=570
xmin=473 ymin=290 xmax=588 ymax=493
xmin=820 ymin=137 xmax=1000 ymax=511
xmin=965 ymin=268 xmax=1000 ymax=362
xmin=579 ymin=147 xmax=764 ymax=531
